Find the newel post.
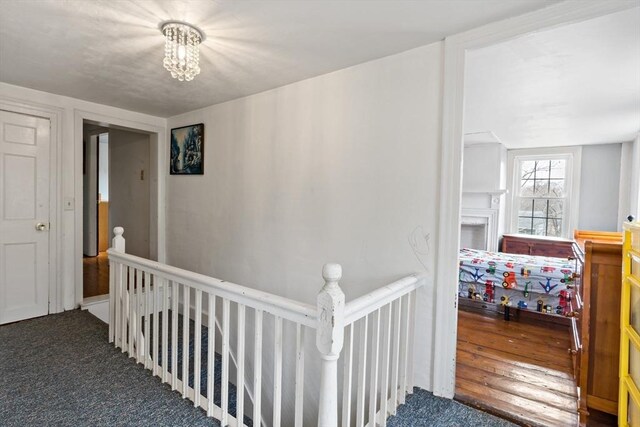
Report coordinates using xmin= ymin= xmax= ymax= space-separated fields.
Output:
xmin=316 ymin=263 xmax=345 ymax=427
xmin=112 ymin=226 xmax=125 ymax=253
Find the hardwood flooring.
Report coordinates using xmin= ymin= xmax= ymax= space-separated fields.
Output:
xmin=83 ymin=252 xmax=109 ymax=298
xmin=455 ymin=310 xmax=580 ymax=427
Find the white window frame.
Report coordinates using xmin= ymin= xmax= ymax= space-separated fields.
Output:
xmin=506 ymin=146 xmax=582 ymax=239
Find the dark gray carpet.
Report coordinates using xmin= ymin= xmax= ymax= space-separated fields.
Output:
xmin=1 ymin=310 xmax=515 ymax=427
xmin=0 ymin=310 xmax=220 ymax=427
xmin=388 ymin=388 xmax=516 ymax=427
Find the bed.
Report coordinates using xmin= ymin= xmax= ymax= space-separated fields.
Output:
xmin=458 ymin=247 xmax=578 ymax=316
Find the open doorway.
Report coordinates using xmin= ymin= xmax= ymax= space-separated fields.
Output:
xmin=451 ymin=8 xmax=637 ymax=427
xmin=82 ymin=121 xmax=155 ymax=300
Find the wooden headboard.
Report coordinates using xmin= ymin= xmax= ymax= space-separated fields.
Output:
xmin=573 ymin=229 xmax=623 ymax=250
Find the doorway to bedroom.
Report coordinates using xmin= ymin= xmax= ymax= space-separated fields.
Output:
xmin=452 ymin=8 xmax=636 ymax=427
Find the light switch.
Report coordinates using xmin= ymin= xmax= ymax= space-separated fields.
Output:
xmin=64 ymin=197 xmax=74 ymax=211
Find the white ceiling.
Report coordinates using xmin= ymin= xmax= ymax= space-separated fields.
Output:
xmin=464 ymin=7 xmax=640 ymax=149
xmin=0 ymin=0 xmax=559 ymax=117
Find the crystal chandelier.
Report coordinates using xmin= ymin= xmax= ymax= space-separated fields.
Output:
xmin=161 ymin=21 xmax=204 ymax=81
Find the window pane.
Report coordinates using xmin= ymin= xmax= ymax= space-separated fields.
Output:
xmin=520 ymin=179 xmax=535 ymax=197
xmin=534 ymin=160 xmax=550 ymax=179
xmin=547 ymin=218 xmax=562 ymax=237
xmin=549 ymin=160 xmax=566 ymax=179
xmin=533 ymin=199 xmax=548 ymax=218
xmin=547 ymin=200 xmax=563 ymax=219
xmin=520 ymin=160 xmax=537 ymax=180
xmin=549 ymin=179 xmax=565 ymax=197
xmin=532 ymin=218 xmax=546 ymax=235
xmin=534 ymin=180 xmax=549 ymax=197
xmin=519 ymin=199 xmax=533 ymax=217
xmin=518 ymin=217 xmax=533 ymax=234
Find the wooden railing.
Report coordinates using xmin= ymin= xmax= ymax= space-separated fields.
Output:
xmin=107 ymin=227 xmax=424 ymax=427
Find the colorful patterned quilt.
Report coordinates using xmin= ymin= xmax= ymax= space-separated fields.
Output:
xmin=458 ymin=248 xmax=577 ymax=315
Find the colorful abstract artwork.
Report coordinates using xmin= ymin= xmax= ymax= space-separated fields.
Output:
xmin=170 ymin=123 xmax=204 ymax=175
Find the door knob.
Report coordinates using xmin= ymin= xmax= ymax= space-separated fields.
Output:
xmin=35 ymin=222 xmax=48 ymax=231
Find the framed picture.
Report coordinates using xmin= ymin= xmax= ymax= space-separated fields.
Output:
xmin=170 ymin=123 xmax=204 ymax=175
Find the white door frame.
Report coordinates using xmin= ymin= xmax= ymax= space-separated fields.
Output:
xmin=432 ymin=0 xmax=637 ymax=398
xmin=0 ymin=98 xmax=62 ymax=314
xmin=74 ymin=110 xmax=166 ymax=306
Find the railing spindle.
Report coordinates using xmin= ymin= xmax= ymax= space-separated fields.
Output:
xmin=207 ymin=293 xmax=216 ymax=417
xmin=126 ymin=267 xmax=133 ymax=354
xmin=341 ymin=323 xmax=354 ymax=427
xmin=136 ymin=269 xmax=143 ymax=361
xmin=194 ymin=289 xmax=202 ymax=407
xmin=399 ymin=294 xmax=409 ymax=404
xmin=171 ymin=280 xmax=179 ymax=389
xmin=162 ymin=278 xmax=169 ymax=383
xmin=114 ymin=262 xmax=122 ymax=348
xmin=273 ymin=316 xmax=283 ymax=427
xmin=369 ymin=308 xmax=381 ymax=425
xmin=221 ymin=298 xmax=231 ymax=426
xmin=390 ymin=298 xmax=402 ymax=413
xmin=182 ymin=285 xmax=190 ymax=398
xmin=253 ymin=309 xmax=263 ymax=426
xmin=355 ymin=316 xmax=368 ymax=427
xmin=109 ymin=259 xmax=115 ymax=343
xmin=152 ymin=274 xmax=160 ymax=377
xmin=405 ymin=290 xmax=415 ymax=394
xmin=236 ymin=304 xmax=246 ymax=424
xmin=144 ymin=271 xmax=152 ymax=369
xmin=379 ymin=303 xmax=392 ymax=426
xmin=295 ymin=323 xmax=305 ymax=427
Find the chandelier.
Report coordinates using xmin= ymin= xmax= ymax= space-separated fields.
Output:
xmin=161 ymin=21 xmax=205 ymax=81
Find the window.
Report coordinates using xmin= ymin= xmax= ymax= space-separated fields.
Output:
xmin=508 ymin=148 xmax=580 ymax=238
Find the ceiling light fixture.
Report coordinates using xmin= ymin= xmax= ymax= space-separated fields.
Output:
xmin=160 ymin=21 xmax=205 ymax=82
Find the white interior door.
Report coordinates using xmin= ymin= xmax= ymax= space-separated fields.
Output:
xmin=0 ymin=110 xmax=50 ymax=324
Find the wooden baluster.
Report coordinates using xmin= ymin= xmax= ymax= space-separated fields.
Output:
xmin=317 ymin=263 xmax=345 ymax=427
xmin=221 ymin=298 xmax=230 ymax=426
xmin=182 ymin=285 xmax=190 ymax=397
xmin=355 ymin=316 xmax=368 ymax=427
xmin=273 ymin=316 xmax=283 ymax=427
xmin=136 ymin=269 xmax=143 ymax=361
xmin=162 ymin=278 xmax=169 ymax=383
xmin=236 ymin=304 xmax=246 ymax=424
xmin=194 ymin=289 xmax=202 ymax=407
xmin=144 ymin=271 xmax=152 ymax=369
xmin=128 ymin=266 xmax=135 ymax=356
xmin=405 ymin=291 xmax=416 ymax=395
xmin=121 ymin=265 xmax=128 ymax=353
xmin=379 ymin=303 xmax=392 ymax=426
xmin=207 ymin=293 xmax=216 ymax=416
xmin=171 ymin=281 xmax=179 ymax=389
xmin=341 ymin=323 xmax=354 ymax=427
xmin=295 ymin=323 xmax=305 ymax=427
xmin=114 ymin=262 xmax=122 ymax=348
xmin=152 ymin=274 xmax=160 ymax=377
xmin=108 ymin=258 xmax=115 ymax=343
xmin=390 ymin=298 xmax=402 ymax=413
xmin=369 ymin=308 xmax=381 ymax=425
xmin=398 ymin=294 xmax=409 ymax=405
xmin=253 ymin=309 xmax=263 ymax=426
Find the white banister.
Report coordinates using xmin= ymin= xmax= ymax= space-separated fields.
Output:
xmin=316 ymin=263 xmax=345 ymax=427
xmin=107 ymin=227 xmax=423 ymax=427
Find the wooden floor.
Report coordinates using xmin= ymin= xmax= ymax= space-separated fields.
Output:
xmin=83 ymin=252 xmax=109 ymax=298
xmin=455 ymin=310 xmax=580 ymax=427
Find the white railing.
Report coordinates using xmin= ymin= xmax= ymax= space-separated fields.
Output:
xmin=107 ymin=227 xmax=424 ymax=427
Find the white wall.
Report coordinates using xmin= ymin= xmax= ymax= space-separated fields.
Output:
xmin=578 ymin=143 xmax=622 ymax=231
xmin=98 ymin=133 xmax=109 ymax=201
xmin=166 ymin=42 xmax=443 ymax=421
xmin=109 ymin=129 xmax=151 ymax=259
xmin=0 ymin=82 xmax=165 ymax=311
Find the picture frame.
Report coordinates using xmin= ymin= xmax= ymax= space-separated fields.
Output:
xmin=170 ymin=123 xmax=204 ymax=175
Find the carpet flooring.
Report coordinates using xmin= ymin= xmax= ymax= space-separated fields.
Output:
xmin=1 ymin=310 xmax=515 ymax=426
